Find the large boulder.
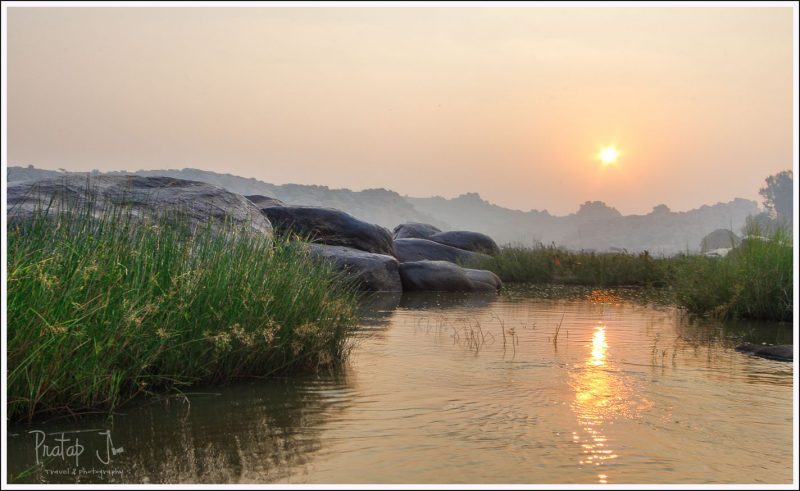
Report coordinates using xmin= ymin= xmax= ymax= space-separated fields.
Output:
xmin=245 ymin=194 xmax=285 ymax=207
xmin=428 ymin=231 xmax=500 ymax=255
xmin=308 ymin=244 xmax=402 ymax=292
xmin=700 ymin=229 xmax=741 ymax=253
xmin=393 ymin=238 xmax=490 ymax=264
xmin=735 ymin=343 xmax=792 ymax=362
xmin=398 ymin=261 xmax=502 ymax=292
xmin=260 ymin=206 xmax=395 ymax=256
xmin=393 ymin=222 xmax=442 ymax=240
xmin=7 ymin=175 xmax=272 ymax=235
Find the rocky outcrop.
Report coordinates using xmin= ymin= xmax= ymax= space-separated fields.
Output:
xmin=428 ymin=231 xmax=500 ymax=255
xmin=7 ymin=175 xmax=273 ymax=235
xmin=393 ymin=222 xmax=442 ymax=240
xmin=399 ymin=261 xmax=502 ymax=292
xmin=393 ymin=238 xmax=490 ymax=264
xmin=700 ymin=228 xmax=740 ymax=253
xmin=308 ymin=244 xmax=402 ymax=292
xmin=735 ymin=343 xmax=793 ymax=362
xmin=260 ymin=206 xmax=395 ymax=256
xmin=245 ymin=194 xmax=285 ymax=207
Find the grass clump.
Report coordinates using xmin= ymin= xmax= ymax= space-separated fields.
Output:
xmin=7 ymin=205 xmax=360 ymax=422
xmin=670 ymin=226 xmax=793 ymax=322
xmin=470 ymin=245 xmax=669 ymax=287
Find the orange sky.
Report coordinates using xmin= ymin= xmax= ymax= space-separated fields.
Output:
xmin=6 ymin=6 xmax=795 ymax=215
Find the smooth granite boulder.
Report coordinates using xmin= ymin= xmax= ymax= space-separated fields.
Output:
xmin=393 ymin=238 xmax=490 ymax=264
xmin=245 ymin=194 xmax=286 ymax=208
xmin=398 ymin=260 xmax=502 ymax=292
xmin=393 ymin=222 xmax=442 ymax=240
xmin=7 ymin=175 xmax=273 ymax=235
xmin=260 ymin=206 xmax=395 ymax=256
xmin=735 ymin=343 xmax=793 ymax=362
xmin=308 ymin=244 xmax=402 ymax=292
xmin=428 ymin=231 xmax=500 ymax=255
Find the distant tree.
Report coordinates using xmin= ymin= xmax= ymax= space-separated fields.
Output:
xmin=759 ymin=170 xmax=793 ymax=224
xmin=651 ymin=204 xmax=671 ymax=215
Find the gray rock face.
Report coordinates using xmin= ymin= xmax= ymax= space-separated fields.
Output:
xmin=260 ymin=206 xmax=395 ymax=256
xmin=7 ymin=175 xmax=272 ymax=235
xmin=245 ymin=194 xmax=285 ymax=207
xmin=428 ymin=231 xmax=500 ymax=255
xmin=700 ymin=228 xmax=740 ymax=253
xmin=393 ymin=222 xmax=442 ymax=240
xmin=735 ymin=343 xmax=793 ymax=362
xmin=399 ymin=261 xmax=502 ymax=292
xmin=308 ymin=244 xmax=402 ymax=292
xmin=464 ymin=268 xmax=503 ymax=291
xmin=394 ymin=238 xmax=490 ymax=264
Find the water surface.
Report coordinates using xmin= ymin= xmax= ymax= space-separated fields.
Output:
xmin=8 ymin=288 xmax=794 ymax=484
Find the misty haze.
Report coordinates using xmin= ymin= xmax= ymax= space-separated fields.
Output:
xmin=3 ymin=3 xmax=796 ymax=487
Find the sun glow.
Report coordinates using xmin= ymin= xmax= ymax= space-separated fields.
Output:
xmin=598 ymin=146 xmax=620 ymax=166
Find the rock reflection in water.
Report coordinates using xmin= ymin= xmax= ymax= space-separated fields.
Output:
xmin=398 ymin=291 xmax=499 ymax=310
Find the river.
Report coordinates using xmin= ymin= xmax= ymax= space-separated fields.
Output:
xmin=7 ymin=287 xmax=794 ymax=484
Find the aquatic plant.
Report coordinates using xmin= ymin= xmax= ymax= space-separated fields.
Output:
xmin=7 ymin=204 xmax=360 ymax=422
xmin=671 ymin=225 xmax=792 ymax=322
xmin=470 ymin=245 xmax=670 ymax=287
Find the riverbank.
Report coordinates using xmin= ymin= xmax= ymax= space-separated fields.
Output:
xmin=7 ymin=206 xmax=361 ymax=422
xmin=469 ymin=229 xmax=793 ymax=322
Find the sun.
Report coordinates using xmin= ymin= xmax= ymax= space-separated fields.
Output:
xmin=598 ymin=146 xmax=620 ymax=166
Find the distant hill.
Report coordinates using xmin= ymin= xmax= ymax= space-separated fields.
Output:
xmin=8 ymin=166 xmax=759 ymax=255
xmin=408 ymin=193 xmax=758 ymax=254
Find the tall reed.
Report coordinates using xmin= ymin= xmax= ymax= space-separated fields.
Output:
xmin=7 ymin=204 xmax=360 ymax=422
xmin=470 ymin=245 xmax=669 ymax=287
xmin=671 ymin=226 xmax=792 ymax=321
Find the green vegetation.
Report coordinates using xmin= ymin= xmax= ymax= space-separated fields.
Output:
xmin=469 ymin=245 xmax=669 ymax=287
xmin=671 ymin=227 xmax=793 ymax=322
xmin=7 ymin=206 xmax=360 ymax=422
xmin=471 ymin=228 xmax=793 ymax=322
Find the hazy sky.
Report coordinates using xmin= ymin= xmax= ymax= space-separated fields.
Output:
xmin=7 ymin=6 xmax=795 ymax=215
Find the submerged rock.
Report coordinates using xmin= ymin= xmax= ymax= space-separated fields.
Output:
xmin=428 ymin=231 xmax=500 ymax=255
xmin=394 ymin=238 xmax=490 ymax=264
xmin=260 ymin=206 xmax=395 ymax=256
xmin=393 ymin=222 xmax=442 ymax=240
xmin=398 ymin=260 xmax=502 ymax=292
xmin=735 ymin=343 xmax=793 ymax=362
xmin=308 ymin=244 xmax=402 ymax=292
xmin=7 ymin=175 xmax=273 ymax=235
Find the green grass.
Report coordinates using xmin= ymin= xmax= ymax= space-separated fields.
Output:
xmin=7 ymin=204 xmax=360 ymax=422
xmin=471 ymin=232 xmax=793 ymax=322
xmin=469 ymin=245 xmax=670 ymax=287
xmin=670 ymin=227 xmax=793 ymax=322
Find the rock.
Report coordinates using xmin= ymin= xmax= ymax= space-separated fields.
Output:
xmin=428 ymin=230 xmax=500 ymax=255
xmin=735 ymin=343 xmax=793 ymax=362
xmin=245 ymin=194 xmax=285 ymax=207
xmin=393 ymin=222 xmax=442 ymax=240
xmin=7 ymin=175 xmax=272 ymax=235
xmin=398 ymin=260 xmax=502 ymax=292
xmin=260 ymin=206 xmax=395 ymax=256
xmin=393 ymin=238 xmax=490 ymax=264
xmin=308 ymin=244 xmax=402 ymax=292
xmin=700 ymin=228 xmax=740 ymax=253
xmin=464 ymin=268 xmax=503 ymax=291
